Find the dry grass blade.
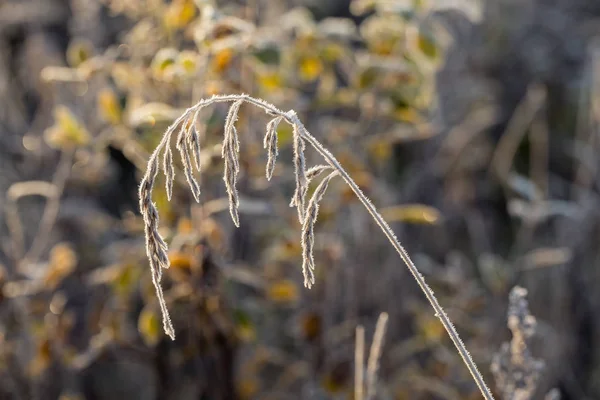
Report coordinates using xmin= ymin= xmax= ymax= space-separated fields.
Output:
xmin=264 ymin=116 xmax=283 ymax=180
xmin=301 ymin=171 xmax=338 ymax=288
xmin=366 ymin=312 xmax=389 ymax=400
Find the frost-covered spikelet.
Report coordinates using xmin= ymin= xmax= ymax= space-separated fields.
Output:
xmin=163 ymin=141 xmax=175 ymax=201
xmin=222 ymin=100 xmax=243 ymax=226
xmin=176 ymin=117 xmax=201 ymax=202
xmin=301 ymin=170 xmax=338 ymax=288
xmin=187 ymin=108 xmax=202 ymax=171
xmin=290 ymin=122 xmax=308 ymax=223
xmin=264 ymin=116 xmax=283 ymax=180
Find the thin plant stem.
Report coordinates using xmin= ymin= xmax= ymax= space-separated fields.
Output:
xmin=355 ymin=326 xmax=365 ymax=400
xmin=366 ymin=312 xmax=389 ymax=400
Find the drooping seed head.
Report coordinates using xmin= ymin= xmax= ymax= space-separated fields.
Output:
xmin=264 ymin=116 xmax=283 ymax=180
xmin=301 ymin=170 xmax=338 ymax=287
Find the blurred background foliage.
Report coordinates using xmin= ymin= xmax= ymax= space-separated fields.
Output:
xmin=1 ymin=0 xmax=600 ymax=399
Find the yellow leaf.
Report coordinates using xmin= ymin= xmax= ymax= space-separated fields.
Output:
xmin=29 ymin=337 xmax=51 ymax=377
xmin=298 ymin=56 xmax=323 ymax=82
xmin=296 ymin=33 xmax=317 ymax=50
xmin=271 ymin=238 xmax=301 ymax=262
xmin=200 ymin=218 xmax=225 ymax=249
xmin=238 ymin=378 xmax=259 ymax=400
xmin=50 ymin=242 xmax=77 ymax=267
xmin=211 ymin=48 xmax=234 ymax=73
xmin=169 ymin=252 xmax=193 ymax=270
xmin=177 ymin=218 xmax=194 ymax=234
xmin=45 ymin=106 xmax=91 ymax=150
xmin=322 ymin=361 xmax=351 ymax=394
xmin=417 ymin=32 xmax=438 ymax=59
xmin=111 ymin=63 xmax=143 ymax=90
xmin=299 ymin=312 xmax=321 ymax=342
xmin=394 ymin=388 xmax=412 ymax=400
xmin=371 ymin=38 xmax=397 ymax=56
xmin=357 ymin=67 xmax=378 ymax=89
xmin=368 ymin=140 xmax=393 ymax=161
xmin=97 ymin=88 xmax=122 ymax=125
xmin=257 ymin=71 xmax=283 ymax=91
xmin=112 ymin=264 xmax=140 ymax=298
xmin=45 ymin=243 xmax=77 ymax=288
xmin=138 ymin=306 xmax=161 ymax=347
xmin=394 ymin=107 xmax=422 ymax=124
xmin=178 ymin=50 xmax=199 ymax=76
xmin=66 ymin=39 xmax=93 ymax=68
xmin=380 ymin=204 xmax=441 ymax=224
xmin=205 ymin=80 xmax=222 ymax=96
xmin=320 ymin=43 xmax=344 ymax=62
xmin=236 ymin=322 xmax=256 ymax=343
xmin=151 ymin=48 xmax=179 ymax=81
xmin=267 ymin=279 xmax=299 ymax=304
xmin=58 ymin=393 xmax=84 ymax=400
xmin=416 ymin=314 xmax=445 ymax=342
xmin=164 ymin=0 xmax=197 ymax=30
xmin=127 ymin=102 xmax=181 ymax=127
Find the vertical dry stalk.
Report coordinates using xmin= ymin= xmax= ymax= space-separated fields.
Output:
xmin=491 ymin=286 xmax=545 ymax=400
xmin=355 ymin=326 xmax=365 ymax=400
xmin=366 ymin=312 xmax=389 ymax=400
xmin=138 ymin=94 xmax=494 ymax=400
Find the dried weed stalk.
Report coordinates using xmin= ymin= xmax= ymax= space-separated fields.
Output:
xmin=366 ymin=312 xmax=389 ymax=400
xmin=138 ymin=94 xmax=494 ymax=399
xmin=491 ymin=286 xmax=546 ymax=400
xmin=355 ymin=312 xmax=390 ymax=400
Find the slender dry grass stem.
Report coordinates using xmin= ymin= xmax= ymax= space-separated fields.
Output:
xmin=355 ymin=326 xmax=365 ymax=400
xmin=138 ymin=94 xmax=495 ymax=400
xmin=366 ymin=312 xmax=389 ymax=400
